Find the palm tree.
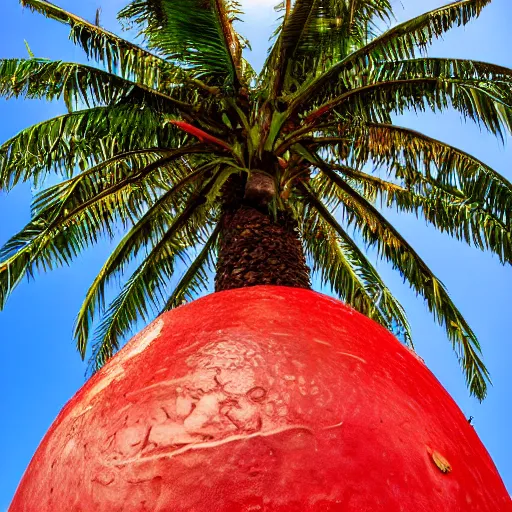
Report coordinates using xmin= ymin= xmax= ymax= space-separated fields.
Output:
xmin=1 ymin=0 xmax=511 ymax=402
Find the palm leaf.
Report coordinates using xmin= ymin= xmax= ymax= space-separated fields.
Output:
xmin=21 ymin=0 xmax=225 ymax=97
xmin=0 ymin=104 xmax=180 ymax=188
xmin=86 ymin=167 xmax=234 ymax=369
xmin=375 ymin=57 xmax=512 ymax=85
xmin=161 ymin=223 xmax=221 ymax=312
xmin=297 ymin=195 xmax=412 ymax=345
xmin=29 ymin=148 xmax=178 ymax=216
xmin=20 ymin=1 xmax=168 ymax=80
xmin=313 ymin=161 xmax=512 ymax=265
xmin=0 ymin=58 xmax=195 ymax=113
xmin=310 ymin=57 xmax=512 ymax=112
xmin=265 ymin=0 xmax=393 ymax=95
xmin=352 ymin=123 xmax=512 ymax=225
xmin=73 ymin=162 xmax=230 ymax=358
xmin=313 ymin=164 xmax=490 ymax=399
xmin=118 ymin=0 xmax=245 ymax=86
xmin=290 ymin=77 xmax=512 ymax=144
xmin=293 ymin=0 xmax=492 ymax=104
xmin=266 ymin=0 xmax=320 ymax=97
xmin=0 ymin=148 xmax=206 ymax=311
xmin=87 ymin=200 xmax=215 ymax=372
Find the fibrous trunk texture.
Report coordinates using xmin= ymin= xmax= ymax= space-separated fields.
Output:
xmin=215 ymin=205 xmax=311 ymax=291
xmin=214 ymin=172 xmax=310 ymax=291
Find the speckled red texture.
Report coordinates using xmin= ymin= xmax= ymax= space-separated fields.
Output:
xmin=10 ymin=287 xmax=511 ymax=511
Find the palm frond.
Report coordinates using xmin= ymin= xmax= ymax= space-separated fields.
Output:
xmin=161 ymin=223 xmax=220 ymax=312
xmin=74 ymin=163 xmax=232 ymax=359
xmin=313 ymin=160 xmax=512 ymax=265
xmin=327 ymin=58 xmax=512 ymax=123
xmin=20 ymin=0 xmax=181 ymax=85
xmin=87 ymin=200 xmax=216 ymax=372
xmin=352 ymin=123 xmax=512 ymax=225
xmin=29 ymin=148 xmax=184 ymax=216
xmin=0 ymin=58 xmax=195 ymax=113
xmin=313 ymin=164 xmax=490 ymax=399
xmin=118 ymin=0 xmax=245 ymax=86
xmin=0 ymin=148 xmax=206 ymax=312
xmin=29 ymin=147 xmax=208 ymax=225
xmin=0 ymin=105 xmax=179 ymax=188
xmin=361 ymin=0 xmax=490 ymax=61
xmin=297 ymin=193 xmax=412 ymax=345
xmin=265 ymin=0 xmax=393 ymax=95
xmin=292 ymin=77 xmax=512 ymax=144
xmin=265 ymin=0 xmax=319 ymax=97
xmin=375 ymin=58 xmax=512 ymax=85
xmin=293 ymin=0 xmax=492 ymax=104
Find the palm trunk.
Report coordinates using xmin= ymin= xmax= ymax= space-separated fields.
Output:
xmin=215 ymin=174 xmax=311 ymax=292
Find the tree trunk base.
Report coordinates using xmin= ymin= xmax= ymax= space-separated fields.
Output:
xmin=215 ymin=206 xmax=311 ymax=292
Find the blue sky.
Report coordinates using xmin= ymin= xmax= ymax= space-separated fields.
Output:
xmin=0 ymin=0 xmax=511 ymax=506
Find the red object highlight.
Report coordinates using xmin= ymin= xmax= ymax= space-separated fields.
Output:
xmin=10 ymin=287 xmax=511 ymax=511
xmin=169 ymin=120 xmax=231 ymax=151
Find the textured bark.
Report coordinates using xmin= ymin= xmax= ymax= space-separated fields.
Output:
xmin=244 ymin=172 xmax=276 ymax=206
xmin=215 ymin=205 xmax=311 ymax=292
xmin=214 ymin=171 xmax=311 ymax=292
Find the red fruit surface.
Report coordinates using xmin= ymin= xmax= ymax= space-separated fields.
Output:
xmin=10 ymin=286 xmax=511 ymax=511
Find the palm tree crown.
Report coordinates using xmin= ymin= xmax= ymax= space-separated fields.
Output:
xmin=1 ymin=0 xmax=511 ymax=400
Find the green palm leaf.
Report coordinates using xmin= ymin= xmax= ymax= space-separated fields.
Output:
xmin=303 ymin=78 xmax=512 ymax=135
xmin=161 ymin=223 xmax=221 ymax=312
xmin=72 ymin=167 xmax=210 ymax=357
xmin=265 ymin=0 xmax=393 ymax=95
xmin=0 ymin=58 xmax=195 ymax=113
xmin=312 ymin=165 xmax=490 ymax=399
xmin=21 ymin=0 xmax=224 ymax=96
xmin=0 ymin=148 xmax=205 ymax=310
xmin=118 ymin=0 xmax=245 ymax=86
xmin=21 ymin=0 xmax=169 ymax=79
xmin=298 ymin=196 xmax=412 ymax=346
xmin=85 ymin=167 xmax=234 ymax=369
xmin=375 ymin=58 xmax=512 ymax=84
xmin=0 ymin=105 xmax=181 ymax=188
xmin=294 ymin=0 xmax=492 ymax=104
xmin=313 ymin=161 xmax=512 ymax=265
xmin=87 ymin=201 xmax=215 ymax=372
xmin=352 ymin=123 xmax=512 ymax=224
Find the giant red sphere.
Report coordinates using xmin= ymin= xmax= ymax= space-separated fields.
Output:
xmin=10 ymin=287 xmax=511 ymax=511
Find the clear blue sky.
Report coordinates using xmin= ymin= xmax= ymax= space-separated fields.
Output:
xmin=0 ymin=0 xmax=511 ymax=506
